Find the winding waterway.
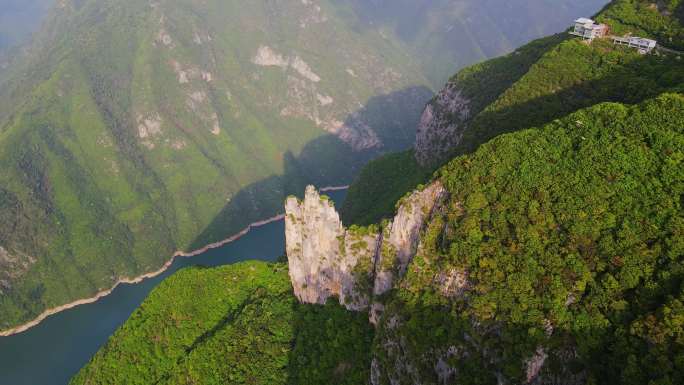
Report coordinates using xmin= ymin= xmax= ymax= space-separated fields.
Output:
xmin=0 ymin=189 xmax=346 ymax=385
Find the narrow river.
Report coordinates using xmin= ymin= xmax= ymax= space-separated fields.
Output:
xmin=0 ymin=189 xmax=346 ymax=385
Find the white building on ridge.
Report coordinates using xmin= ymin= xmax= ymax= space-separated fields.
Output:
xmin=570 ymin=18 xmax=609 ymax=41
xmin=612 ymin=35 xmax=657 ymax=54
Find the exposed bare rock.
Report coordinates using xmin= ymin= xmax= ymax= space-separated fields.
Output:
xmin=253 ymin=45 xmax=289 ymax=68
xmin=290 ymin=56 xmax=321 ymax=82
xmin=370 ymin=358 xmax=381 ymax=385
xmin=137 ymin=113 xmax=163 ymax=149
xmin=325 ymin=114 xmax=381 ymax=151
xmin=370 ymin=182 xmax=448 ymax=323
xmin=386 ymin=182 xmax=448 ymax=276
xmin=285 ymin=186 xmax=378 ymax=311
xmin=156 ymin=28 xmax=173 ymax=47
xmin=373 ymin=330 xmax=423 ymax=385
xmin=435 ymin=269 xmax=469 ymax=299
xmin=285 ymin=182 xmax=447 ymax=315
xmin=210 ymin=113 xmax=221 ymax=135
xmin=252 ymin=46 xmax=320 ymax=82
xmin=528 ymin=346 xmax=587 ymax=385
xmin=298 ymin=0 xmax=328 ymax=28
xmin=279 ymin=75 xmax=380 ymax=151
xmin=0 ymin=246 xmax=36 ymax=295
xmin=435 ymin=346 xmax=460 ymax=384
xmin=316 ymin=93 xmax=333 ymax=106
xmin=526 ymin=347 xmax=549 ymax=383
xmin=415 ymin=82 xmax=471 ymax=166
xmin=170 ymin=60 xmax=195 ymax=84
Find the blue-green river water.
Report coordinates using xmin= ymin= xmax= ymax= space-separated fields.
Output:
xmin=0 ymin=190 xmax=346 ymax=385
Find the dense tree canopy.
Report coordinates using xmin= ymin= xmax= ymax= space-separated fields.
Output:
xmin=70 ymin=262 xmax=374 ymax=385
xmin=375 ymin=94 xmax=684 ymax=385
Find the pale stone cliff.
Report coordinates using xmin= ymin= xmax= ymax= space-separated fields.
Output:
xmin=369 ymin=182 xmax=449 ymax=324
xmin=285 ymin=185 xmax=379 ymax=311
xmin=414 ymin=82 xmax=471 ymax=167
xmin=285 ymin=182 xmax=447 ymax=315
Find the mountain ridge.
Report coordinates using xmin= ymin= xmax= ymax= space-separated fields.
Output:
xmin=70 ymin=1 xmax=683 ymax=383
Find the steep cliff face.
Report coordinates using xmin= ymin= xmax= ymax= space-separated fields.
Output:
xmin=285 ymin=186 xmax=379 ymax=311
xmin=414 ymin=82 xmax=471 ymax=167
xmin=369 ymin=182 xmax=448 ymax=324
xmin=285 ymin=182 xmax=447 ymax=314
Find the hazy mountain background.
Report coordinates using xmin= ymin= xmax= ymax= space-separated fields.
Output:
xmin=0 ymin=0 xmax=607 ymax=330
xmin=0 ymin=0 xmax=53 ymax=51
xmin=347 ymin=0 xmax=610 ymax=85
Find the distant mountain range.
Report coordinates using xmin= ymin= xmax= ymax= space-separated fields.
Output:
xmin=0 ymin=0 xmax=53 ymax=52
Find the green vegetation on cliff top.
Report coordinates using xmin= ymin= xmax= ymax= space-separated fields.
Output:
xmin=70 ymin=261 xmax=373 ymax=385
xmin=374 ymin=93 xmax=683 ymax=385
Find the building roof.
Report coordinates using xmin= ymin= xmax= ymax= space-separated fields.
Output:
xmin=588 ymin=23 xmax=607 ymax=31
xmin=630 ymin=37 xmax=657 ymax=47
xmin=575 ymin=17 xmax=595 ymax=25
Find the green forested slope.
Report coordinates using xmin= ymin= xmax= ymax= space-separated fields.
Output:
xmin=69 ymin=261 xmax=373 ymax=385
xmin=340 ymin=150 xmax=431 ymax=226
xmin=70 ymin=1 xmax=683 ymax=382
xmin=374 ymin=93 xmax=684 ymax=385
xmin=0 ymin=0 xmax=435 ymax=330
xmin=342 ymin=0 xmax=684 ymax=226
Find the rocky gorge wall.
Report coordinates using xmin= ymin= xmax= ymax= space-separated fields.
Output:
xmin=285 ymin=183 xmax=447 ymax=314
xmin=414 ymin=82 xmax=471 ymax=167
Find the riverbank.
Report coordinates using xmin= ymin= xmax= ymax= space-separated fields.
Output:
xmin=0 ymin=185 xmax=349 ymax=338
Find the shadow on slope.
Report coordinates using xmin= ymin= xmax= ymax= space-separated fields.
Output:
xmin=454 ymin=52 xmax=684 ymax=158
xmin=341 ymin=49 xmax=684 ymax=227
xmin=339 ymin=34 xmax=568 ymax=226
xmin=188 ymin=85 xmax=432 ymax=250
xmin=286 ymin=298 xmax=374 ymax=384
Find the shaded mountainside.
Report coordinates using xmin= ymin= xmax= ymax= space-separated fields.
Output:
xmin=342 ymin=0 xmax=684 ymax=226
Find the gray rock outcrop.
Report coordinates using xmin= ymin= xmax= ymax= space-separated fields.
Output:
xmin=369 ymin=182 xmax=448 ymax=324
xmin=285 ymin=182 xmax=447 ymax=316
xmin=285 ymin=186 xmax=378 ymax=311
xmin=414 ymin=82 xmax=471 ymax=167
